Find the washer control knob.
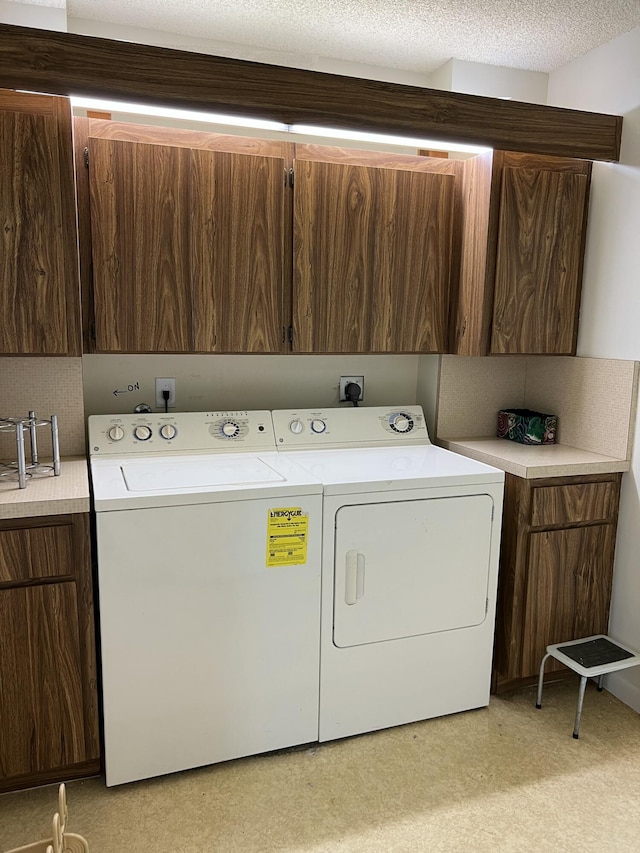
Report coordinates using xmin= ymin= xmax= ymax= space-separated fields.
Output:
xmin=311 ymin=419 xmax=326 ymax=434
xmin=221 ymin=421 xmax=239 ymax=438
xmin=289 ymin=419 xmax=304 ymax=434
xmin=107 ymin=424 xmax=125 ymax=442
xmin=133 ymin=425 xmax=152 ymax=441
xmin=390 ymin=413 xmax=413 ymax=433
xmin=159 ymin=423 xmax=177 ymax=440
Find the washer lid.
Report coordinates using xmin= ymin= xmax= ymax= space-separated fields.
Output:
xmin=90 ymin=451 xmax=323 ymax=510
xmin=121 ymin=456 xmax=284 ymax=491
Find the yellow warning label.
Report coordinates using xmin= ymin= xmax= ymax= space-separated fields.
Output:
xmin=266 ymin=507 xmax=309 ymax=567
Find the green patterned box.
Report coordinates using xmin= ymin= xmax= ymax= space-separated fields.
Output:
xmin=497 ymin=408 xmax=557 ymax=445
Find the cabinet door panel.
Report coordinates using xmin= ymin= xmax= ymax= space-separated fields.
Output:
xmin=0 ymin=107 xmax=69 ymax=354
xmin=89 ymin=138 xmax=191 ymax=352
xmin=573 ymin=524 xmax=616 ymax=641
xmin=192 ymin=150 xmax=285 ymax=352
xmin=522 ymin=525 xmax=613 ymax=677
xmin=523 ymin=528 xmax=580 ymax=676
xmin=0 ymin=583 xmax=85 ymax=778
xmin=491 ymin=168 xmax=588 ymax=354
xmin=0 ymin=522 xmax=74 ymax=584
xmin=294 ymin=160 xmax=375 ymax=352
xmin=373 ymin=169 xmax=453 ymax=352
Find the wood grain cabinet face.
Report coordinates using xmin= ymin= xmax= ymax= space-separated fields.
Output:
xmin=494 ymin=473 xmax=621 ymax=693
xmin=491 ymin=166 xmax=589 ymax=354
xmin=192 ymin=149 xmax=286 ymax=353
xmin=0 ymin=89 xmax=81 ymax=355
xmin=293 ymin=149 xmax=456 ymax=353
xmin=88 ymin=137 xmax=192 ymax=352
xmin=0 ymin=515 xmax=100 ymax=793
xmin=453 ymin=151 xmax=591 ymax=356
xmin=83 ymin=122 xmax=289 ymax=354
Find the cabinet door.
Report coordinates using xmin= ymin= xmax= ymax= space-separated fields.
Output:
xmin=0 ymin=90 xmax=80 ymax=355
xmin=294 ymin=159 xmax=375 ymax=352
xmin=491 ymin=166 xmax=589 ymax=354
xmin=293 ymin=158 xmax=454 ymax=353
xmin=0 ymin=582 xmax=85 ymax=778
xmin=192 ymin=149 xmax=286 ymax=352
xmin=373 ymin=168 xmax=454 ymax=352
xmin=88 ymin=138 xmax=192 ymax=352
xmin=521 ymin=525 xmax=611 ymax=677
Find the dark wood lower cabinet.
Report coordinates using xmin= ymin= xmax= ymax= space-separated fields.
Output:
xmin=0 ymin=513 xmax=100 ymax=792
xmin=494 ymin=472 xmax=621 ymax=693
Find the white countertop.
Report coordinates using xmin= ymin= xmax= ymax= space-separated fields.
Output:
xmin=438 ymin=438 xmax=630 ymax=479
xmin=0 ymin=456 xmax=90 ymax=519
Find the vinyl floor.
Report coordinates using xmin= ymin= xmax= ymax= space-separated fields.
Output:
xmin=2 ymin=679 xmax=640 ymax=853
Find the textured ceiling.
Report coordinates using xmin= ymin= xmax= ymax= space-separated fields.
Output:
xmin=62 ymin=0 xmax=640 ymax=74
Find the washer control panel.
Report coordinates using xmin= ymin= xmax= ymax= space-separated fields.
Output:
xmin=273 ymin=406 xmax=429 ymax=449
xmin=89 ymin=411 xmax=274 ymax=455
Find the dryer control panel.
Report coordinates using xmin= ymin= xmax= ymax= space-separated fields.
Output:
xmin=273 ymin=406 xmax=430 ymax=450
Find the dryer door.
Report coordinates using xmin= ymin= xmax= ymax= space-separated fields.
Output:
xmin=333 ymin=494 xmax=493 ymax=648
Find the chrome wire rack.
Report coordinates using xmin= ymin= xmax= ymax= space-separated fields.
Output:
xmin=0 ymin=412 xmax=61 ymax=489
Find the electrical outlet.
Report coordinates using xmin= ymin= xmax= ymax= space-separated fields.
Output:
xmin=155 ymin=377 xmax=176 ymax=408
xmin=339 ymin=375 xmax=364 ymax=402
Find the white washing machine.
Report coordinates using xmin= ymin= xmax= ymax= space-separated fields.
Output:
xmin=88 ymin=411 xmax=322 ymax=786
xmin=272 ymin=406 xmax=505 ymax=742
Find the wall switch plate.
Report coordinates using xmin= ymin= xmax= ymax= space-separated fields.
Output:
xmin=155 ymin=377 xmax=176 ymax=408
xmin=339 ymin=375 xmax=364 ymax=402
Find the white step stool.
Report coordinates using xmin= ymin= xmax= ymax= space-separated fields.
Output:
xmin=536 ymin=634 xmax=640 ymax=739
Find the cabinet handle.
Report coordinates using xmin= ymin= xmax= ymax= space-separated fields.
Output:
xmin=345 ymin=550 xmax=365 ymax=605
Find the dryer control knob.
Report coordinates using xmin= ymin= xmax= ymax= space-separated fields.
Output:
xmin=390 ymin=413 xmax=413 ymax=433
xmin=159 ymin=423 xmax=177 ymax=440
xmin=221 ymin=421 xmax=240 ymax=437
xmin=311 ymin=419 xmax=326 ymax=434
xmin=133 ymin=425 xmax=152 ymax=441
xmin=107 ymin=424 xmax=125 ymax=442
xmin=289 ymin=419 xmax=304 ymax=434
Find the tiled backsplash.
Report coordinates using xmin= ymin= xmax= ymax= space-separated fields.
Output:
xmin=0 ymin=358 xmax=86 ymax=458
xmin=436 ymin=355 xmax=639 ymax=460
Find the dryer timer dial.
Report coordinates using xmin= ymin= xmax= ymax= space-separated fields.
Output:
xmin=389 ymin=413 xmax=414 ymax=433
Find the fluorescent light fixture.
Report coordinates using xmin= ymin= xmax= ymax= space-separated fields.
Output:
xmin=70 ymin=96 xmax=288 ymax=132
xmin=70 ymin=96 xmax=492 ymax=153
xmin=289 ymin=124 xmax=491 ymax=154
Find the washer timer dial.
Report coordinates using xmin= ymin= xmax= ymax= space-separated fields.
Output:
xmin=221 ymin=421 xmax=240 ymax=438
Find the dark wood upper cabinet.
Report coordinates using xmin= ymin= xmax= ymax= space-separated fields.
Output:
xmin=294 ymin=159 xmax=376 ymax=353
xmin=192 ymin=148 xmax=287 ymax=353
xmin=293 ymin=146 xmax=458 ymax=353
xmin=88 ymin=137 xmax=192 ymax=352
xmin=80 ymin=120 xmax=290 ymax=354
xmin=0 ymin=89 xmax=81 ymax=355
xmin=453 ymin=151 xmax=592 ymax=356
xmin=491 ymin=166 xmax=589 ymax=354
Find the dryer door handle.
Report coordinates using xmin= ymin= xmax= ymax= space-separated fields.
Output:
xmin=345 ymin=551 xmax=365 ymax=605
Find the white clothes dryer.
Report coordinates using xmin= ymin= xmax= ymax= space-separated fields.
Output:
xmin=89 ymin=411 xmax=322 ymax=786
xmin=272 ymin=406 xmax=505 ymax=743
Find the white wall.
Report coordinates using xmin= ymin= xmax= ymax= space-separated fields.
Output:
xmin=0 ymin=0 xmax=66 ymax=30
xmin=446 ymin=59 xmax=548 ymax=104
xmin=548 ymin=25 xmax=640 ymax=710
